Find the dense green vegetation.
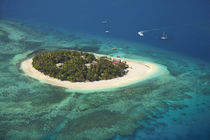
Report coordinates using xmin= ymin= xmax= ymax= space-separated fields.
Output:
xmin=32 ymin=50 xmax=128 ymax=82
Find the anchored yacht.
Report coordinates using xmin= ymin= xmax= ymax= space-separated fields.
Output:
xmin=161 ymin=32 xmax=167 ymax=40
xmin=138 ymin=31 xmax=144 ymax=37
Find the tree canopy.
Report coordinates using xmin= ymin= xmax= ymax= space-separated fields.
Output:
xmin=32 ymin=50 xmax=128 ymax=82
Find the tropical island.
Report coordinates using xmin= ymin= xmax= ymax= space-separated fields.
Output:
xmin=21 ymin=50 xmax=160 ymax=90
xmin=32 ymin=50 xmax=129 ymax=82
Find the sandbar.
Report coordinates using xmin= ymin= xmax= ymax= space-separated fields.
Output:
xmin=21 ymin=58 xmax=159 ymax=90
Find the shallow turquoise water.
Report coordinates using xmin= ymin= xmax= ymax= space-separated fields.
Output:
xmin=0 ymin=20 xmax=209 ymax=140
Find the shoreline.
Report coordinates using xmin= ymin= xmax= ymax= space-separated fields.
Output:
xmin=20 ymin=58 xmax=159 ymax=90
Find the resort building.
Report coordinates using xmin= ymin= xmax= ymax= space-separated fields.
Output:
xmin=112 ymin=58 xmax=121 ymax=64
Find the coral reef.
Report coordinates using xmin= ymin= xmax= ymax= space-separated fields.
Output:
xmin=0 ymin=20 xmax=209 ymax=140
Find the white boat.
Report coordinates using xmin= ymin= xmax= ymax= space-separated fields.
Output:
xmin=105 ymin=30 xmax=110 ymax=33
xmin=137 ymin=31 xmax=144 ymax=37
xmin=161 ymin=32 xmax=167 ymax=40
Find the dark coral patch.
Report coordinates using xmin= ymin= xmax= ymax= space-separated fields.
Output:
xmin=63 ymin=110 xmax=126 ymax=133
xmin=0 ymin=29 xmax=11 ymax=43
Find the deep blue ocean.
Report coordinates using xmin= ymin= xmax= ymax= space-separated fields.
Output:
xmin=1 ymin=0 xmax=210 ymax=62
xmin=0 ymin=0 xmax=209 ymax=140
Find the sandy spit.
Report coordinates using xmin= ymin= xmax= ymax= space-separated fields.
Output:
xmin=21 ymin=58 xmax=159 ymax=90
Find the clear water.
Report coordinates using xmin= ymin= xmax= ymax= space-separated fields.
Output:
xmin=0 ymin=1 xmax=210 ymax=140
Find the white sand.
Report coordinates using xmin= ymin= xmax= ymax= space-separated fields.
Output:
xmin=21 ymin=58 xmax=159 ymax=90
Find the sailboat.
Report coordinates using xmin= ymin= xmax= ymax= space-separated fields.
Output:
xmin=105 ymin=30 xmax=110 ymax=33
xmin=161 ymin=32 xmax=167 ymax=40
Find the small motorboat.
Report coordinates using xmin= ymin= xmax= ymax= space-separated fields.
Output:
xmin=117 ymin=55 xmax=120 ymax=58
xmin=112 ymin=48 xmax=117 ymax=50
xmin=105 ymin=30 xmax=110 ymax=33
xmin=161 ymin=32 xmax=167 ymax=40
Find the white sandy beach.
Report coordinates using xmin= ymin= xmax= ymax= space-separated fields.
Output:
xmin=21 ymin=58 xmax=159 ymax=90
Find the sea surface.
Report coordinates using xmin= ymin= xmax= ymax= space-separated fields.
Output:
xmin=0 ymin=0 xmax=210 ymax=140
